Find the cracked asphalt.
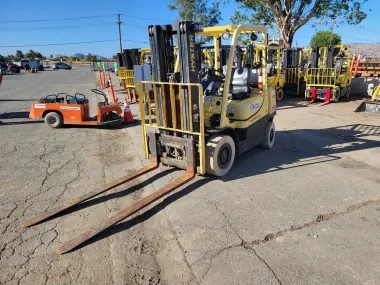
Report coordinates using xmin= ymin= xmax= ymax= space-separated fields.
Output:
xmin=1 ymin=67 xmax=380 ymax=285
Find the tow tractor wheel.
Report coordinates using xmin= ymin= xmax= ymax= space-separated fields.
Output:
xmin=276 ymin=88 xmax=284 ymax=101
xmin=333 ymin=86 xmax=341 ymax=103
xmin=261 ymin=121 xmax=276 ymax=149
xmin=346 ymin=86 xmax=351 ymax=99
xmin=44 ymin=112 xmax=63 ymax=128
xmin=206 ymin=135 xmax=235 ymax=177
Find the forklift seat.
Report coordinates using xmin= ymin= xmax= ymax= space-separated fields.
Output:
xmin=230 ymin=67 xmax=252 ymax=100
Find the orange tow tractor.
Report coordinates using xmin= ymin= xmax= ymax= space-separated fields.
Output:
xmin=29 ymin=89 xmax=122 ymax=128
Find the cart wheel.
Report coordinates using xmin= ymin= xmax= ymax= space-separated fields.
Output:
xmin=44 ymin=112 xmax=63 ymax=128
xmin=261 ymin=121 xmax=275 ymax=149
xmin=333 ymin=86 xmax=341 ymax=103
xmin=103 ymin=112 xmax=120 ymax=122
xmin=276 ymin=88 xmax=284 ymax=101
xmin=206 ymin=135 xmax=235 ymax=177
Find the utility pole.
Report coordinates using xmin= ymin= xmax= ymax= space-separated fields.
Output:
xmin=117 ymin=14 xmax=123 ymax=53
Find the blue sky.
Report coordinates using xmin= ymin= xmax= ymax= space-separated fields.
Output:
xmin=0 ymin=0 xmax=378 ymax=58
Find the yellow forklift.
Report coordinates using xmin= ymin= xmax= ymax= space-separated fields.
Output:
xmin=22 ymin=23 xmax=276 ymax=254
xmin=282 ymin=48 xmax=311 ymax=99
xmin=253 ymin=46 xmax=284 ymax=101
xmin=117 ymin=48 xmax=152 ymax=88
xmin=305 ymin=45 xmax=351 ymax=106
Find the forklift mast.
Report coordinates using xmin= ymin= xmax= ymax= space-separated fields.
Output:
xmin=282 ymin=48 xmax=302 ymax=69
xmin=148 ymin=21 xmax=202 ymax=133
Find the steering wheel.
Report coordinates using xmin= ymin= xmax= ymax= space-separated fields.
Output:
xmin=91 ymin=88 xmax=108 ymax=104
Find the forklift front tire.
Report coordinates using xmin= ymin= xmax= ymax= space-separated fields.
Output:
xmin=333 ymin=86 xmax=341 ymax=103
xmin=261 ymin=121 xmax=275 ymax=149
xmin=44 ymin=112 xmax=63 ymax=128
xmin=276 ymin=88 xmax=284 ymax=101
xmin=206 ymin=135 xmax=235 ymax=177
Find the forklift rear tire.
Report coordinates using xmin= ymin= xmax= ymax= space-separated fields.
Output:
xmin=346 ymin=86 xmax=350 ymax=99
xmin=206 ymin=135 xmax=235 ymax=177
xmin=276 ymin=89 xmax=284 ymax=101
xmin=44 ymin=112 xmax=63 ymax=128
xmin=261 ymin=121 xmax=275 ymax=149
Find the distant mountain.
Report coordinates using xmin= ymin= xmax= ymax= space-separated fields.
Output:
xmin=346 ymin=43 xmax=380 ymax=59
xmin=72 ymin=53 xmax=85 ymax=59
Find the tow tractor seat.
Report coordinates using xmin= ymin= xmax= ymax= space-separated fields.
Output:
xmin=230 ymin=67 xmax=253 ymax=100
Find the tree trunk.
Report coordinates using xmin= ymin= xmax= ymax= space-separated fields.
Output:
xmin=279 ymin=26 xmax=294 ymax=48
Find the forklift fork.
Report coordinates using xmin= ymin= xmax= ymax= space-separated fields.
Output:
xmin=21 ymin=133 xmax=196 ymax=254
xmin=318 ymin=87 xmax=331 ymax=107
xmin=304 ymin=87 xmax=317 ymax=106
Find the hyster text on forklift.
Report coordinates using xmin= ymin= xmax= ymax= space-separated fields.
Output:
xmin=22 ymin=23 xmax=276 ymax=254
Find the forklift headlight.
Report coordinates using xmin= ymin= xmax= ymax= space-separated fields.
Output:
xmin=222 ymin=30 xmax=231 ymax=40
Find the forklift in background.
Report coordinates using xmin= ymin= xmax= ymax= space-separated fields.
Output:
xmin=282 ymin=48 xmax=309 ymax=99
xmin=305 ymin=45 xmax=351 ymax=105
xmin=252 ymin=46 xmax=284 ymax=101
xmin=22 ymin=23 xmax=276 ymax=254
xmin=117 ymin=48 xmax=152 ymax=89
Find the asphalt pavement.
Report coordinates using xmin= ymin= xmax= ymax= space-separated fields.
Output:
xmin=1 ymin=66 xmax=380 ymax=285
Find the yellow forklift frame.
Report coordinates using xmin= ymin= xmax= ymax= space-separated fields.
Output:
xmin=305 ymin=45 xmax=351 ymax=104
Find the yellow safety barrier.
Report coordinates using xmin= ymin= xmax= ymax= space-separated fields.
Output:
xmin=137 ymin=81 xmax=205 ymax=174
xmin=118 ymin=67 xmax=135 ymax=88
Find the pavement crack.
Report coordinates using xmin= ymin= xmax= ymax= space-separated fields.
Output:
xmin=246 ymin=198 xmax=380 ymax=246
xmin=247 ymin=247 xmax=283 ymax=285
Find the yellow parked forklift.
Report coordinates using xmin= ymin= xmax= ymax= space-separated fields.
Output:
xmin=282 ymin=48 xmax=310 ymax=99
xmin=305 ymin=45 xmax=351 ymax=105
xmin=22 ymin=23 xmax=276 ymax=254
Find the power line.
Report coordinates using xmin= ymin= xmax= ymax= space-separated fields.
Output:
xmin=0 ymin=14 xmax=116 ymax=23
xmin=0 ymin=39 xmax=148 ymax=48
xmin=120 ymin=13 xmax=169 ymax=23
xmin=0 ymin=13 xmax=170 ymax=24
xmin=0 ymin=23 xmax=116 ymax=32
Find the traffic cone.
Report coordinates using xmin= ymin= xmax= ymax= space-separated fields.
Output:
xmin=258 ymin=70 xmax=263 ymax=93
xmin=123 ymin=97 xmax=134 ymax=123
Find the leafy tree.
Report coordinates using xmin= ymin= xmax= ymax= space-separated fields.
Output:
xmin=72 ymin=57 xmax=78 ymax=61
xmin=310 ymin=30 xmax=341 ymax=47
xmin=86 ymin=53 xmax=97 ymax=61
xmin=15 ymin=50 xmax=24 ymax=61
xmin=34 ymin=52 xmax=43 ymax=59
xmin=25 ymin=50 xmax=35 ymax=59
xmin=167 ymin=0 xmax=222 ymax=30
xmin=49 ymin=54 xmax=53 ymax=59
xmin=232 ymin=0 xmax=368 ymax=48
xmin=7 ymin=55 xmax=16 ymax=61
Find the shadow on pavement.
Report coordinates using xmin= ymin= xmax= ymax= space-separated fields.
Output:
xmin=61 ymin=119 xmax=141 ymax=130
xmin=0 ymin=120 xmax=43 ymax=125
xmin=0 ymin=99 xmax=35 ymax=102
xmin=25 ymin=124 xmax=380 ymax=252
xmin=0 ymin=111 xmax=30 ymax=119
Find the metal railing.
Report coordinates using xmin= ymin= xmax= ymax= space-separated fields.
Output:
xmin=305 ymin=68 xmax=336 ymax=87
xmin=137 ymin=81 xmax=205 ymax=174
